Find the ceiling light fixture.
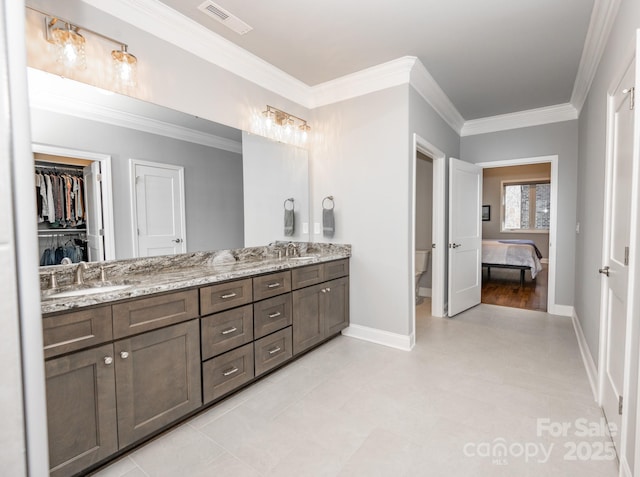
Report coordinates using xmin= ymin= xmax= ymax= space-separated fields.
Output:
xmin=252 ymin=105 xmax=311 ymax=148
xmin=29 ymin=6 xmax=139 ymax=89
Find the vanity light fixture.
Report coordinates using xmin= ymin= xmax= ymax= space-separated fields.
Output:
xmin=30 ymin=6 xmax=139 ymax=89
xmin=253 ymin=105 xmax=311 ymax=148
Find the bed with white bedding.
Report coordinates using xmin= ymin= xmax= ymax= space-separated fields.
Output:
xmin=482 ymin=239 xmax=543 ymax=286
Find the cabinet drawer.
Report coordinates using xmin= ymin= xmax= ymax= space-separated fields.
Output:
xmin=254 ymin=327 xmax=292 ymax=377
xmin=253 ymin=271 xmax=291 ymax=301
xmin=202 ymin=343 xmax=254 ymax=404
xmin=201 ymin=305 xmax=253 ymax=360
xmin=291 ymin=264 xmax=324 ymax=289
xmin=200 ymin=278 xmax=252 ymax=315
xmin=254 ymin=294 xmax=292 ymax=339
xmin=112 ymin=290 xmax=199 ymax=339
xmin=43 ymin=306 xmax=113 ymax=359
xmin=325 ymin=259 xmax=349 ymax=281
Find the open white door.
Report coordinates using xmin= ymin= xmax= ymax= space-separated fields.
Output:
xmin=131 ymin=160 xmax=187 ymax=257
xmin=600 ymin=58 xmax=635 ymax=455
xmin=448 ymin=158 xmax=482 ymax=316
xmin=83 ymin=161 xmax=105 ymax=262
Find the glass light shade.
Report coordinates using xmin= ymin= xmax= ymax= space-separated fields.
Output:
xmin=112 ymin=48 xmax=138 ymax=88
xmin=51 ymin=27 xmax=86 ymax=69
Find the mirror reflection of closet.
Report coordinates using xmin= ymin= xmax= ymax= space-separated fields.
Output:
xmin=35 ymin=150 xmax=107 ymax=266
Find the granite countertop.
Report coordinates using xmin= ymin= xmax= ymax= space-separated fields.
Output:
xmin=40 ymin=242 xmax=351 ymax=315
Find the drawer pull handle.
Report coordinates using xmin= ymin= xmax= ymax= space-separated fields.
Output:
xmin=268 ymin=311 xmax=282 ymax=319
xmin=221 ymin=292 xmax=237 ymax=299
xmin=120 ymin=351 xmax=129 ymax=359
xmin=221 ymin=327 xmax=238 ymax=335
xmin=267 ymin=282 xmax=281 ymax=288
xmin=104 ymin=356 xmax=113 ymax=365
xmin=223 ymin=367 xmax=239 ymax=377
xmin=269 ymin=346 xmax=281 ymax=355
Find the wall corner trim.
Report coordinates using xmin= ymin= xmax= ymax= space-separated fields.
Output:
xmin=309 ymin=56 xmax=415 ymax=109
xmin=570 ymin=0 xmax=623 ymax=113
xmin=570 ymin=308 xmax=599 ymax=402
xmin=341 ymin=324 xmax=414 ymax=351
xmin=460 ymin=103 xmax=579 ymax=137
xmin=409 ymin=59 xmax=465 ymax=134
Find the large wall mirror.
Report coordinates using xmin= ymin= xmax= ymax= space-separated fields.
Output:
xmin=28 ymin=68 xmax=310 ymax=264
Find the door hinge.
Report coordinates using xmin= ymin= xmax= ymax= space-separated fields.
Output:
xmin=624 ymin=246 xmax=630 ymax=266
xmin=623 ymin=87 xmax=635 ymax=110
xmin=96 ymin=173 xmax=102 ymax=182
xmin=432 ymin=243 xmax=436 ymax=249
xmin=619 ymin=395 xmax=623 ymax=415
xmin=99 ymin=228 xmax=104 ymax=237
xmin=137 ymin=228 xmax=140 ymax=236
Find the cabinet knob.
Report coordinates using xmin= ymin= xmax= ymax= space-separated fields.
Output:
xmin=326 ymin=287 xmax=331 ymax=292
xmin=104 ymin=356 xmax=113 ymax=365
xmin=120 ymin=351 xmax=129 ymax=359
xmin=321 ymin=288 xmax=327 ymax=293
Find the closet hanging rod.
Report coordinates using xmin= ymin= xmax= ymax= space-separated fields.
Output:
xmin=38 ymin=231 xmax=87 ymax=238
xmin=35 ymin=163 xmax=84 ymax=174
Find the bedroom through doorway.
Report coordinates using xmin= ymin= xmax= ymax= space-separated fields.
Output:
xmin=478 ymin=160 xmax=554 ymax=312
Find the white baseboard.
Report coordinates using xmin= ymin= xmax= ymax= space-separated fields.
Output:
xmin=342 ymin=324 xmax=414 ymax=351
xmin=418 ymin=287 xmax=432 ymax=297
xmin=571 ymin=308 xmax=599 ymax=402
xmin=548 ymin=304 xmax=573 ymax=316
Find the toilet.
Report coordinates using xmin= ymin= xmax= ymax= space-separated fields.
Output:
xmin=415 ymin=249 xmax=431 ymax=303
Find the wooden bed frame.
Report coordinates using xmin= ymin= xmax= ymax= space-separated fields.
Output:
xmin=482 ymin=263 xmax=533 ymax=287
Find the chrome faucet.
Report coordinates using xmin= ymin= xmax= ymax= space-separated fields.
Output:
xmin=74 ymin=261 xmax=88 ymax=285
xmin=285 ymin=242 xmax=298 ymax=257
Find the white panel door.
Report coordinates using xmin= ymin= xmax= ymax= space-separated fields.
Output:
xmin=601 ymin=60 xmax=635 ymax=454
xmin=448 ymin=158 xmax=482 ymax=316
xmin=132 ymin=161 xmax=186 ymax=257
xmin=83 ymin=161 xmax=105 ymax=262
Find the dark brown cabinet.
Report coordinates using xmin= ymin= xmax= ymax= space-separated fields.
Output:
xmin=45 ymin=344 xmax=117 ymax=477
xmin=43 ymin=258 xmax=348 ymax=476
xmin=292 ymin=261 xmax=350 ymax=355
xmin=114 ymin=320 xmax=201 ymax=448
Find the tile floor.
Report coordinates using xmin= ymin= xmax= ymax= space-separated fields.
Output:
xmin=92 ymin=302 xmax=618 ymax=476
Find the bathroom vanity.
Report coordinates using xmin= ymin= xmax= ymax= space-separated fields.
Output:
xmin=40 ymin=243 xmax=350 ymax=477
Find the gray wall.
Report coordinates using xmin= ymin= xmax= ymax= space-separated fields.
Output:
xmin=460 ymin=120 xmax=579 ymax=306
xmin=310 ymin=85 xmax=411 ymax=335
xmin=30 ymin=109 xmax=244 ymax=259
xmin=575 ymin=0 xmax=640 ymax=469
xmin=482 ymin=163 xmax=551 ymax=258
xmin=242 ymin=131 xmax=309 ymax=246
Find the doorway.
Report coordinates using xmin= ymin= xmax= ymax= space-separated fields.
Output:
xmin=475 ymin=156 xmax=559 ymax=314
xmin=479 ymin=163 xmax=551 ymax=312
xmin=32 ymin=144 xmax=116 ymax=262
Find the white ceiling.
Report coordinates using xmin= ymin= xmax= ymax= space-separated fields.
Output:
xmin=158 ymin=0 xmax=595 ymax=120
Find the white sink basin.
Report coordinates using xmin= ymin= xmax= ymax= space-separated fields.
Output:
xmin=46 ymin=284 xmax=131 ymax=299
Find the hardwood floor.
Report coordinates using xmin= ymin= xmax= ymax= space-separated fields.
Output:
xmin=481 ymin=264 xmax=548 ymax=311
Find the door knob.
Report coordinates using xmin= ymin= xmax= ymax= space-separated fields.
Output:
xmin=599 ymin=266 xmax=610 ymax=277
xmin=172 ymin=238 xmax=183 ymax=243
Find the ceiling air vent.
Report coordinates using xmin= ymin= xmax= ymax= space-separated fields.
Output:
xmin=197 ymin=1 xmax=253 ymax=35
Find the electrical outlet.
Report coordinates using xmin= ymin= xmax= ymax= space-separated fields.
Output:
xmin=302 ymin=222 xmax=309 ymax=234
xmin=314 ymin=223 xmax=321 ymax=234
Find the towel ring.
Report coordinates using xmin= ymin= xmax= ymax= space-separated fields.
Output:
xmin=284 ymin=198 xmax=295 ymax=211
xmin=322 ymin=196 xmax=335 ymax=210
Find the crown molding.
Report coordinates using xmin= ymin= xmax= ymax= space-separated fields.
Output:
xmin=409 ymin=59 xmax=465 ymax=134
xmin=570 ymin=0 xmax=622 ymax=113
xmin=309 ymin=57 xmax=415 ymax=108
xmin=460 ymin=103 xmax=578 ymax=137
xmin=81 ymin=0 xmax=312 ymax=108
xmin=28 ymin=69 xmax=242 ymax=153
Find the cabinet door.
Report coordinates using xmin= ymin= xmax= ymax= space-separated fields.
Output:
xmin=115 ymin=320 xmax=201 ymax=448
xmin=324 ymin=277 xmax=349 ymax=336
xmin=292 ymin=283 xmax=325 ymax=355
xmin=46 ymin=344 xmax=117 ymax=477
